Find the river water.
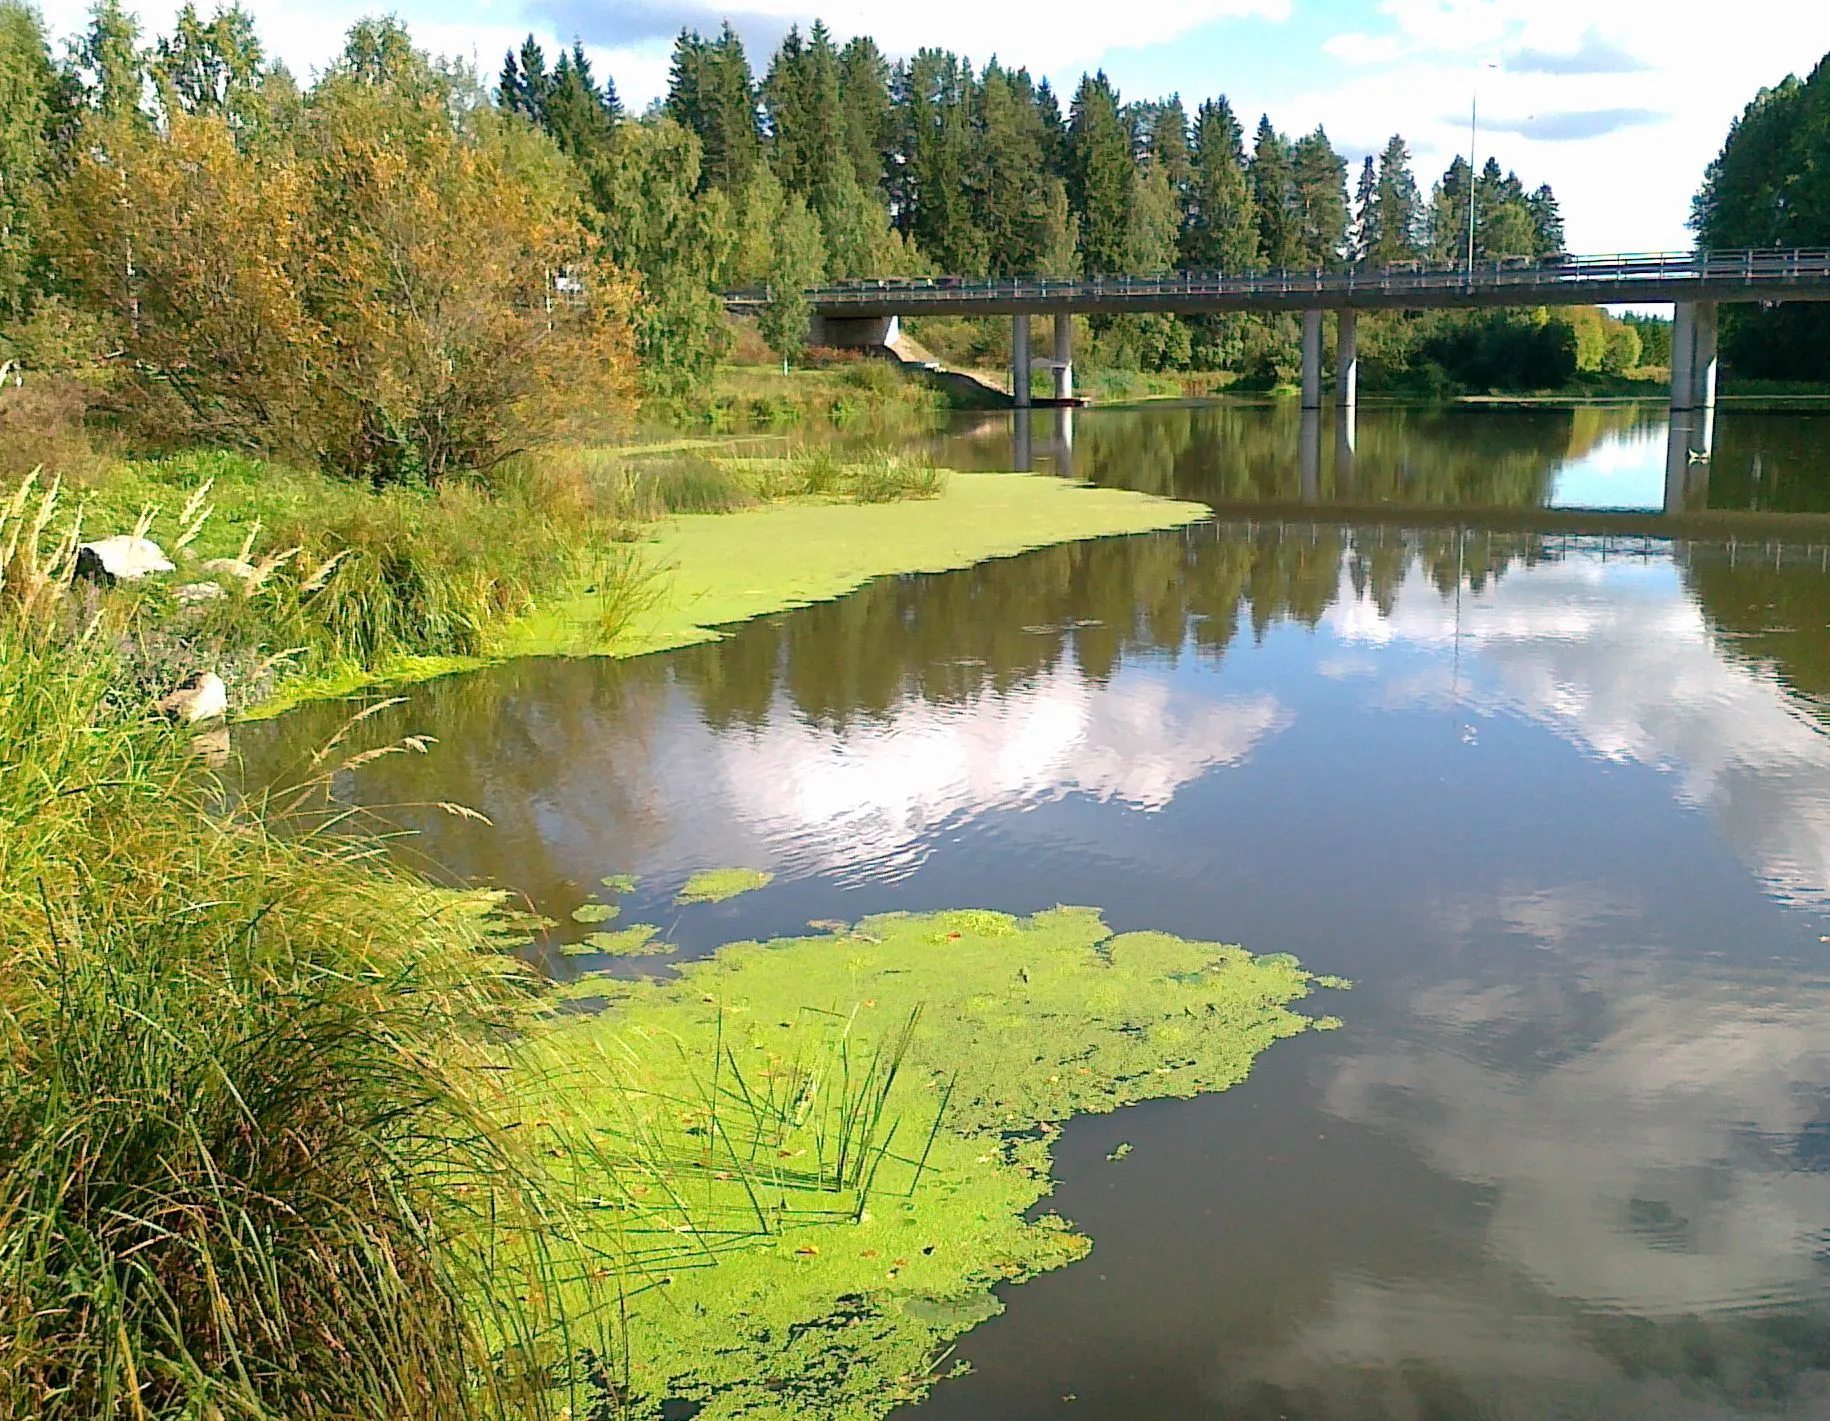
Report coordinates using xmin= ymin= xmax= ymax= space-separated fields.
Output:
xmin=244 ymin=401 xmax=1830 ymax=1418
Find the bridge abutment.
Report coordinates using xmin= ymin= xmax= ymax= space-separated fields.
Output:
xmin=808 ymin=313 xmax=901 ymax=350
xmin=1301 ymin=311 xmax=1323 ymax=411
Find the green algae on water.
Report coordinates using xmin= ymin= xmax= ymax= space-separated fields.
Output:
xmin=520 ymin=906 xmax=1335 ymax=1419
xmin=570 ymin=901 xmax=619 ymax=924
xmin=676 ymin=867 xmax=774 ymax=904
xmin=600 ymin=874 xmax=641 ymax=895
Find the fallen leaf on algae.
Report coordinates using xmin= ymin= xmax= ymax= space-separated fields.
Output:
xmin=676 ymin=867 xmax=774 ymax=904
xmin=518 ymin=905 xmax=1336 ymax=1419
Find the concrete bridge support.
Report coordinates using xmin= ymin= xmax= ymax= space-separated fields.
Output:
xmin=1053 ymin=313 xmax=1074 ymax=401
xmin=1336 ymin=310 xmax=1358 ymax=413
xmin=1670 ymin=300 xmax=1719 ymax=459
xmin=1012 ymin=314 xmax=1032 ymax=409
xmin=1301 ymin=311 xmax=1323 ymax=411
xmin=808 ymin=313 xmax=901 ymax=350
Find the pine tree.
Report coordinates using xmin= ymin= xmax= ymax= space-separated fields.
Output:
xmin=516 ymin=35 xmax=549 ymax=122
xmin=1290 ymin=126 xmax=1347 ymax=267
xmin=543 ymin=43 xmax=618 ymax=159
xmin=837 ymin=35 xmax=890 ymax=196
xmin=1371 ymin=134 xmax=1421 ymax=263
xmin=670 ymin=24 xmax=758 ymax=192
xmin=1068 ymin=71 xmax=1131 ymax=275
xmin=1428 ymin=155 xmax=1472 ymax=265
xmin=72 ymin=0 xmax=145 ymax=120
xmin=151 ymin=2 xmax=262 ymax=123
xmin=1350 ymin=154 xmax=1377 ymax=263
xmin=1184 ymin=96 xmax=1256 ymax=271
xmin=0 ymin=0 xmax=59 ymax=321
xmin=895 ymin=49 xmax=985 ymax=273
xmin=1249 ymin=116 xmax=1298 ymax=269
xmin=1528 ymin=183 xmax=1563 ymax=255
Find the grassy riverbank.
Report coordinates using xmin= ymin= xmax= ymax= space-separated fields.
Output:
xmin=1 ymin=486 xmax=1331 ymax=1417
xmin=39 ymin=443 xmax=1205 ymax=719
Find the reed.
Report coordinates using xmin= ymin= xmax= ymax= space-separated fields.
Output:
xmin=0 ymin=486 xmax=605 ymax=1419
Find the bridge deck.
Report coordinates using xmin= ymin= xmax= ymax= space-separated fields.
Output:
xmin=780 ymin=250 xmax=1830 ymax=317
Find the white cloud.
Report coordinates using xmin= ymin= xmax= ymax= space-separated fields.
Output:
xmin=1328 ymin=552 xmax=1830 ymax=906
xmin=697 ymin=665 xmax=1291 ymax=880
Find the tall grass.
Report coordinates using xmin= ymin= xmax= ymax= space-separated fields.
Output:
xmin=0 ymin=481 xmax=599 ymax=1420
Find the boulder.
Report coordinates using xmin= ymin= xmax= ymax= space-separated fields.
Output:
xmin=75 ymin=535 xmax=175 ymax=585
xmin=200 ymin=557 xmax=256 ymax=581
xmin=175 ymin=580 xmax=227 ymax=605
xmin=154 ymin=671 xmax=228 ymax=723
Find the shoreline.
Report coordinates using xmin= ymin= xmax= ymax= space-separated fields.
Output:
xmin=245 ymin=470 xmax=1210 ymax=718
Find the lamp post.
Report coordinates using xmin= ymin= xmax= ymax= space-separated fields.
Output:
xmin=1467 ymin=62 xmax=1497 ymax=281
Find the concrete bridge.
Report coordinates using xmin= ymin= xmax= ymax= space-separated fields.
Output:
xmin=780 ymin=249 xmax=1830 ymax=425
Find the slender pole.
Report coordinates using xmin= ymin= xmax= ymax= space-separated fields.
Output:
xmin=1466 ymin=96 xmax=1477 ymax=279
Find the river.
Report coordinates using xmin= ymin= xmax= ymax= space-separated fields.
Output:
xmin=243 ymin=400 xmax=1830 ymax=1418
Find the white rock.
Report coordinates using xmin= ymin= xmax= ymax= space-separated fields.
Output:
xmin=75 ymin=535 xmax=175 ymax=583
xmin=155 ymin=672 xmax=228 ymax=723
xmin=175 ymin=581 xmax=227 ymax=605
xmin=200 ymin=557 xmax=256 ymax=581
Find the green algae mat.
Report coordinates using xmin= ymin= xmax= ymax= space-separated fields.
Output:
xmin=502 ymin=471 xmax=1209 ymax=661
xmin=520 ymin=906 xmax=1340 ymax=1419
xmin=248 ymin=471 xmax=1206 ymax=717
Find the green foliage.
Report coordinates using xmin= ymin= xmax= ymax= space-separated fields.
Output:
xmin=1694 ymin=53 xmax=1830 ymax=380
xmin=0 ymin=543 xmax=588 ymax=1419
xmin=0 ymin=0 xmax=60 ymax=323
xmin=524 ymin=907 xmax=1327 ymax=1417
xmin=759 ymin=195 xmax=827 ymax=363
xmin=1067 ymin=71 xmax=1131 ymax=275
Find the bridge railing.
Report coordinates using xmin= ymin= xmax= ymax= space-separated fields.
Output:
xmin=802 ymin=249 xmax=1830 ymax=307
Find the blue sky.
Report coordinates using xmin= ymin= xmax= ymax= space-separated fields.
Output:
xmin=39 ymin=0 xmax=1830 ymax=253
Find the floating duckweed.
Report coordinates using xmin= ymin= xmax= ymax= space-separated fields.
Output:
xmin=600 ymin=874 xmax=641 ymax=895
xmin=583 ymin=924 xmax=665 ymax=956
xmin=676 ymin=867 xmax=774 ymax=904
xmin=570 ymin=902 xmax=619 ymax=924
xmin=520 ymin=906 xmax=1333 ymax=1418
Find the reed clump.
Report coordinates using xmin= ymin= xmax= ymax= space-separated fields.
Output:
xmin=0 ymin=481 xmax=592 ymax=1420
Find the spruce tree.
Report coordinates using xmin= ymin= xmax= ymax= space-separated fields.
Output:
xmin=72 ymin=0 xmax=145 ymax=120
xmin=1290 ymin=126 xmax=1347 ymax=267
xmin=1249 ymin=116 xmax=1298 ymax=270
xmin=1350 ymin=154 xmax=1377 ymax=262
xmin=1371 ymin=134 xmax=1421 ymax=263
xmin=0 ymin=0 xmax=58 ymax=322
xmin=1185 ymin=96 xmax=1257 ymax=271
xmin=1068 ymin=70 xmax=1131 ymax=275
xmin=837 ymin=35 xmax=890 ymax=196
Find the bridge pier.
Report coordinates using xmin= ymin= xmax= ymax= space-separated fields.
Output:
xmin=1053 ymin=313 xmax=1074 ymax=402
xmin=1301 ymin=311 xmax=1323 ymax=411
xmin=1670 ymin=300 xmax=1718 ymax=459
xmin=1336 ymin=310 xmax=1358 ymax=413
xmin=1012 ymin=314 xmax=1032 ymax=409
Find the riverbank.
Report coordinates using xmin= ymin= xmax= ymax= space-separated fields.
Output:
xmin=56 ymin=448 xmax=1204 ymax=719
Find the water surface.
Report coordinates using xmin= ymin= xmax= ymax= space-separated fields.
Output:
xmin=244 ymin=402 xmax=1830 ymax=1418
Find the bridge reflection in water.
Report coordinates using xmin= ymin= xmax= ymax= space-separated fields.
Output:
xmin=994 ymin=401 xmax=1830 ymax=534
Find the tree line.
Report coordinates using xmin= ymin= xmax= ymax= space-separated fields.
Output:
xmin=1693 ymin=47 xmax=1830 ymax=382
xmin=0 ymin=0 xmax=1622 ymax=482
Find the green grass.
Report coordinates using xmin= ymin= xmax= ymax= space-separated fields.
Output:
xmin=0 ymin=498 xmax=603 ymax=1419
xmin=520 ymin=906 xmax=1338 ymax=1417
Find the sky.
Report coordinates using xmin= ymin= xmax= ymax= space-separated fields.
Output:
xmin=35 ymin=0 xmax=1830 ymax=253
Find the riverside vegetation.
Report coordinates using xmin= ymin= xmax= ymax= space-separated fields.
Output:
xmin=0 ymin=479 xmax=1337 ymax=1418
